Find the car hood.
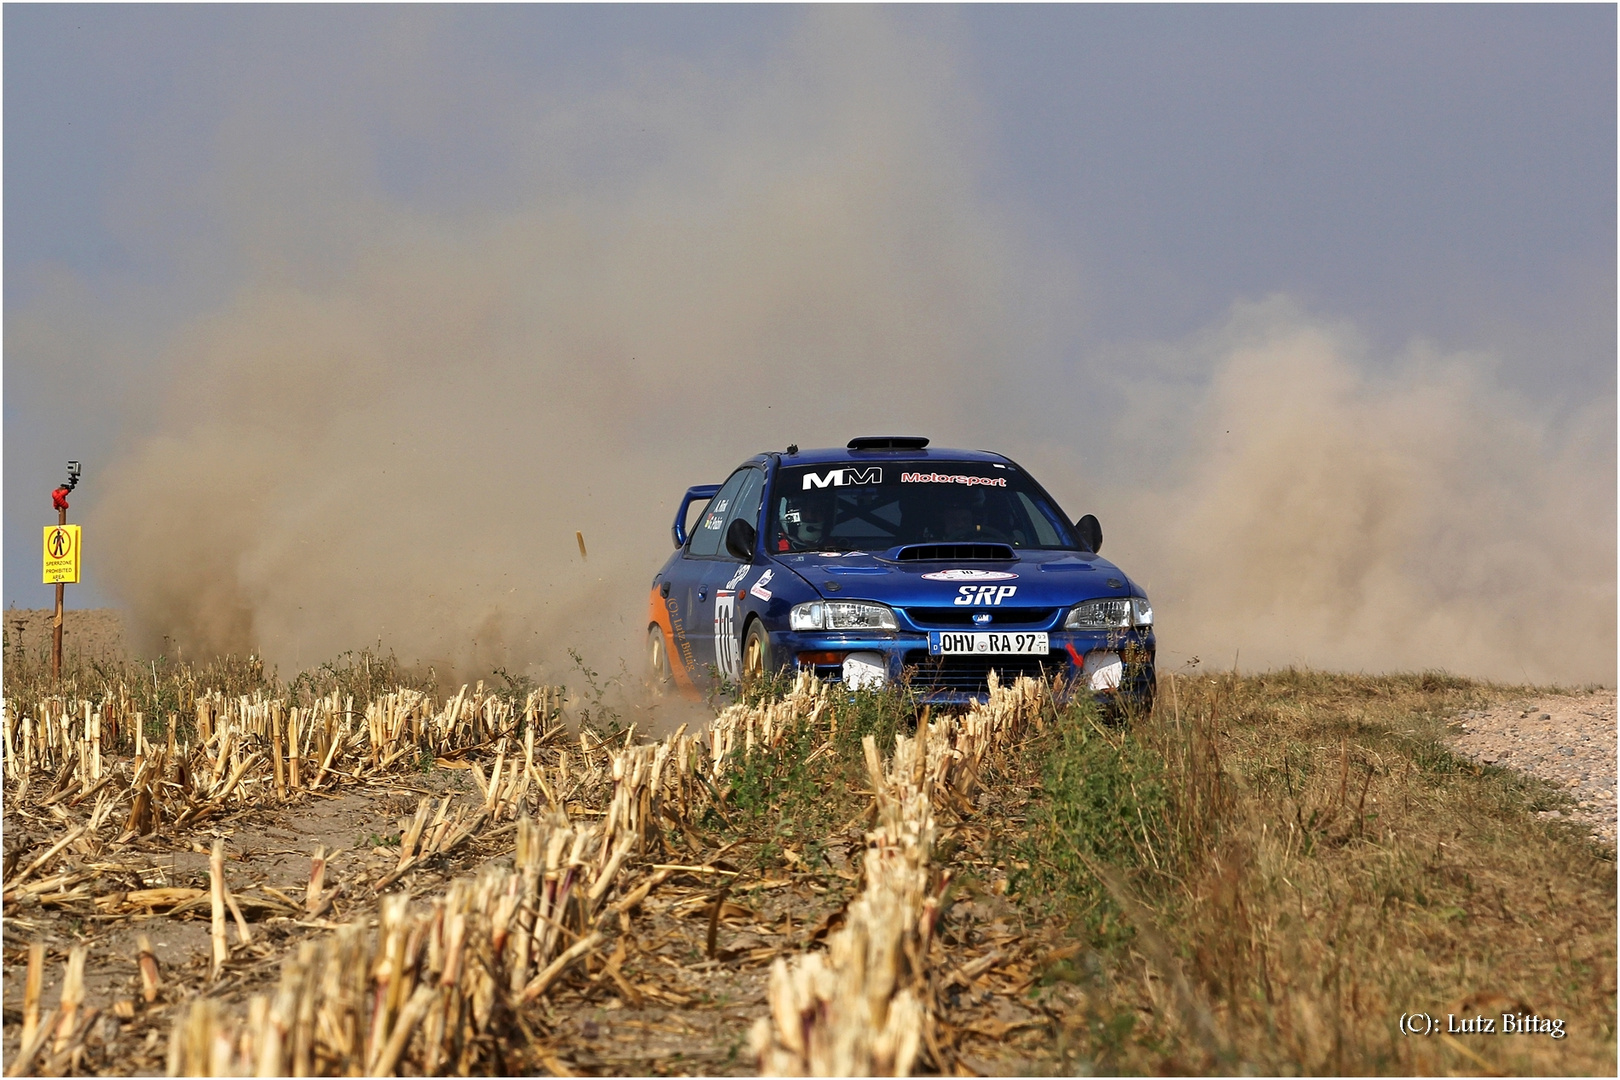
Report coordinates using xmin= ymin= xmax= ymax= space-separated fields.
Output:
xmin=770 ymin=548 xmax=1137 ymax=606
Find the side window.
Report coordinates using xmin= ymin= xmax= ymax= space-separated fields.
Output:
xmin=1015 ymin=491 xmax=1064 ymax=547
xmin=721 ymin=469 xmax=766 ymax=557
xmin=688 ymin=469 xmax=750 ymax=557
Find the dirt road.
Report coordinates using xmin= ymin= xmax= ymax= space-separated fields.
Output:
xmin=1450 ymin=688 xmax=1617 ymax=845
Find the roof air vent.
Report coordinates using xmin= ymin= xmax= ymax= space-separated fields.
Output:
xmin=847 ymin=436 xmax=930 ymax=451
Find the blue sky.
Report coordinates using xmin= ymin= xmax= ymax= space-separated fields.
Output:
xmin=5 ymin=6 xmax=1613 ymax=680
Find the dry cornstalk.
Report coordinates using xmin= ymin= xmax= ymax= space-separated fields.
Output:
xmin=52 ymin=945 xmax=87 ymax=1055
xmin=225 ymin=882 xmax=253 ymax=946
xmin=749 ymin=676 xmax=1048 ymax=1077
xmin=123 ymin=752 xmax=164 ymax=837
xmin=7 ymin=1021 xmax=52 ymax=1076
xmin=372 ymin=983 xmax=436 ymax=1077
xmin=8 ymin=676 xmax=899 ymax=1071
xmin=310 ymin=724 xmax=345 ymax=789
xmin=270 ymin=703 xmax=286 ymax=799
xmin=138 ymin=933 xmax=161 ymax=1003
xmin=288 ymin=707 xmax=306 ymax=790
xmin=7 ymin=945 xmax=57 ymax=1078
xmin=306 ymin=846 xmax=328 ymax=914
xmin=396 ymin=799 xmax=432 ymax=873
xmin=520 ymin=930 xmax=605 ymax=1003
xmin=8 ymin=679 xmax=573 ymax=823
xmin=19 ymin=942 xmax=43 ymax=1054
xmin=752 ymin=731 xmax=941 ymax=1077
xmin=210 ymin=839 xmax=228 ymax=979
xmin=164 ymin=804 xmax=639 ymax=1076
xmin=3 ymin=825 xmax=86 ymax=896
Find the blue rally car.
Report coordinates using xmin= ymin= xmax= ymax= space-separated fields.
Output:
xmin=647 ymin=437 xmax=1155 ymax=709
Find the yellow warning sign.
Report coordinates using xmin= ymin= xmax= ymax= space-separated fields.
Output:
xmin=43 ymin=525 xmax=81 ymax=584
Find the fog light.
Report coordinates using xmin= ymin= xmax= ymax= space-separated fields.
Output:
xmin=1084 ymin=650 xmax=1123 ymax=691
xmin=842 ymin=651 xmax=887 ymax=690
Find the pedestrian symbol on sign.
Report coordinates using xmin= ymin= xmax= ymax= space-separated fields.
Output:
xmin=48 ymin=529 xmax=71 ymax=559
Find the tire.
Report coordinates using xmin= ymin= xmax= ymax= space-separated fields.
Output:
xmin=741 ymin=620 xmax=773 ymax=683
xmin=647 ymin=626 xmax=673 ymax=690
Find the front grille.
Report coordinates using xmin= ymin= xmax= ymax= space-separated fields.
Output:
xmin=895 ymin=543 xmax=1016 ymax=562
xmin=902 ymin=650 xmax=1070 ymax=694
xmin=902 ymin=607 xmax=1059 ymax=629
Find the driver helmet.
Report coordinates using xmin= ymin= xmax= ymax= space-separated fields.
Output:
xmin=940 ymin=495 xmax=979 ymax=540
xmin=782 ymin=499 xmax=826 ymax=547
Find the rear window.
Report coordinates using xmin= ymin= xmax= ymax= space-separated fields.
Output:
xmin=769 ymin=461 xmax=1078 ymax=553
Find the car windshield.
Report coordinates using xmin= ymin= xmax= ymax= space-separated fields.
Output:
xmin=769 ymin=461 xmax=1079 ymax=553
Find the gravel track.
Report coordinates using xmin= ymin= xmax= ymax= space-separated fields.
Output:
xmin=1450 ymin=689 xmax=1617 ymax=845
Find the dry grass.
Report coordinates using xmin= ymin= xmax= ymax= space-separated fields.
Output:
xmin=3 ymin=655 xmax=1611 ymax=1076
xmin=996 ymin=669 xmax=1618 ymax=1075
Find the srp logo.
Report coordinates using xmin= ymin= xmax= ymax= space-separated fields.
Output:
xmin=955 ymin=585 xmax=1017 ymax=606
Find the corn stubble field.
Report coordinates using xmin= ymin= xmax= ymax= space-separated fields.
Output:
xmin=1 ymin=630 xmax=1614 ymax=1076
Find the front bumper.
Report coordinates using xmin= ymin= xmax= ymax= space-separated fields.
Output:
xmin=771 ymin=627 xmax=1156 ymax=708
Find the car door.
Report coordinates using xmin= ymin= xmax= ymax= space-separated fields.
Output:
xmin=702 ymin=467 xmax=767 ymax=683
xmin=668 ymin=468 xmax=752 ymax=680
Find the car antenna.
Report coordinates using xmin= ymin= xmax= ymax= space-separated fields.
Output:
xmin=786 ymin=444 xmax=798 ymax=455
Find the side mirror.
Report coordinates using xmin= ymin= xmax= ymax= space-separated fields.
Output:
xmin=725 ymin=518 xmax=757 ymax=561
xmin=1076 ymin=514 xmax=1102 ymax=553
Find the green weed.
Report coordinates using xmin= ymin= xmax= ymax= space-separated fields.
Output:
xmin=568 ymin=648 xmax=624 ymax=738
xmin=1013 ymin=701 xmax=1174 ymax=939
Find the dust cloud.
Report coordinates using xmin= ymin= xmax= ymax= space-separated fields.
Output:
xmin=1070 ymin=300 xmax=1615 ymax=686
xmin=76 ymin=12 xmax=1613 ymax=689
xmin=89 ymin=12 xmax=1041 ymax=685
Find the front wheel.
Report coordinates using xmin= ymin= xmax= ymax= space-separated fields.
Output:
xmin=741 ymin=620 xmax=773 ymax=683
xmin=646 ymin=626 xmax=673 ymax=691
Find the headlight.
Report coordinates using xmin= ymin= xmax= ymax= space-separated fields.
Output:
xmin=1065 ymin=596 xmax=1154 ymax=630
xmin=789 ymin=600 xmax=898 ymax=631
xmin=1064 ymin=599 xmax=1131 ymax=629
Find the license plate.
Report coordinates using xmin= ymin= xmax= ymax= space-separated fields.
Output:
xmin=927 ymin=632 xmax=1049 ymax=655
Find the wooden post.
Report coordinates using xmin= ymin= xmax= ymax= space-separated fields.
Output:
xmin=52 ymin=504 xmax=65 ymax=681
